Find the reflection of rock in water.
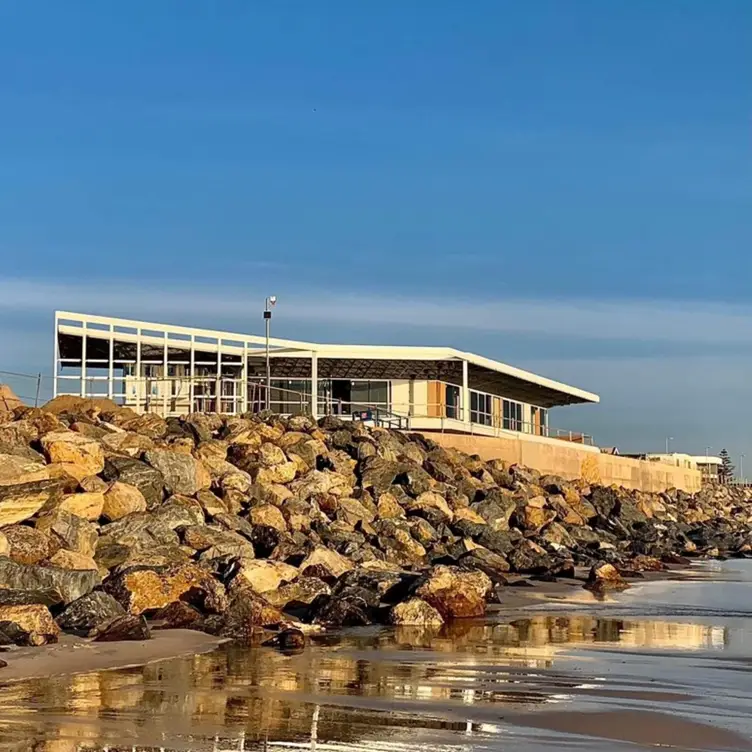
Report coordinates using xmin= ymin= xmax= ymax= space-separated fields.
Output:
xmin=0 ymin=614 xmax=731 ymax=752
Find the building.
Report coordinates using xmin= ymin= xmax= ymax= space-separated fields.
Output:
xmin=629 ymin=453 xmax=723 ymax=484
xmin=54 ymin=311 xmax=599 ymax=443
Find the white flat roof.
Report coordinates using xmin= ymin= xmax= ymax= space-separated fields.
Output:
xmin=55 ymin=310 xmax=600 ymax=405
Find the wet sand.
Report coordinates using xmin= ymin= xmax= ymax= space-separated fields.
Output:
xmin=0 ymin=629 xmax=224 ymax=683
xmin=1 ymin=561 xmax=752 ymax=751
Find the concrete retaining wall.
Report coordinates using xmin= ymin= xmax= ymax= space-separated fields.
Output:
xmin=420 ymin=431 xmax=702 ymax=494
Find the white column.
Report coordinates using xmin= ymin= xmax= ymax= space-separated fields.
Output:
xmin=80 ymin=322 xmax=87 ymax=397
xmin=462 ymin=359 xmax=470 ymax=425
xmin=135 ymin=328 xmax=142 ymax=412
xmin=310 ymin=351 xmax=318 ymax=419
xmin=53 ymin=312 xmax=59 ymax=398
xmin=162 ymin=332 xmax=168 ymax=416
xmin=216 ymin=339 xmax=222 ymax=413
xmin=189 ymin=335 xmax=195 ymax=413
xmin=241 ymin=341 xmax=248 ymax=414
xmin=108 ymin=324 xmax=114 ymax=400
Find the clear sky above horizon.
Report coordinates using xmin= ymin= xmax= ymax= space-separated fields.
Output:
xmin=0 ymin=1 xmax=750 ymax=462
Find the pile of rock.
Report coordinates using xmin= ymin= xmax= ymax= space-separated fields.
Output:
xmin=0 ymin=398 xmax=749 ymax=648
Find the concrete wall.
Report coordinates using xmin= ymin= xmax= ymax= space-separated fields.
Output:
xmin=420 ymin=431 xmax=702 ymax=493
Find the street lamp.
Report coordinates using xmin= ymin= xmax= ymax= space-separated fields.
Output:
xmin=665 ymin=436 xmax=674 ymax=454
xmin=264 ymin=296 xmax=277 ymax=410
xmin=741 ymin=453 xmax=745 ymax=483
xmin=705 ymin=446 xmax=712 ymax=484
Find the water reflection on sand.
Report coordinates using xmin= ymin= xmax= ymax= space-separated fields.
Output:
xmin=0 ymin=607 xmax=743 ymax=752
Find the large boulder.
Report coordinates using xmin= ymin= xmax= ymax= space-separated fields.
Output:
xmin=59 ymin=492 xmax=104 ymax=521
xmin=218 ymin=591 xmax=285 ymax=642
xmin=0 ymin=479 xmax=64 ymax=526
xmin=93 ymin=614 xmax=151 ymax=642
xmin=102 ymin=456 xmax=165 ymax=509
xmin=47 ymin=550 xmax=99 ymax=571
xmin=233 ymin=560 xmax=298 ymax=594
xmin=36 ymin=509 xmax=98 ymax=556
xmin=40 ymin=431 xmax=104 ymax=476
xmin=0 ymin=558 xmax=100 ymax=605
xmin=299 ymin=546 xmax=354 ymax=581
xmin=104 ymin=563 xmax=227 ymax=615
xmin=55 ymin=591 xmax=126 ymax=636
xmin=102 ymin=482 xmax=147 ymax=522
xmin=413 ymin=565 xmax=492 ymax=619
xmin=3 ymin=525 xmax=53 ymax=565
xmin=584 ymin=562 xmax=631 ymax=598
xmin=0 ymin=604 xmax=60 ymax=646
xmin=264 ymin=576 xmax=330 ymax=610
xmin=0 ymin=454 xmax=49 ymax=486
xmin=143 ymin=449 xmax=210 ymax=496
xmin=390 ymin=598 xmax=444 ymax=627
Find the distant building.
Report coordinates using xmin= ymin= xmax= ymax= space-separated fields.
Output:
xmin=624 ymin=452 xmax=723 ymax=484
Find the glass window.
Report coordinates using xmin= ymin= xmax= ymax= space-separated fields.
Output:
xmin=445 ymin=384 xmax=460 ymax=419
xmin=470 ymin=391 xmax=492 ymax=426
xmin=503 ymin=399 xmax=524 ymax=431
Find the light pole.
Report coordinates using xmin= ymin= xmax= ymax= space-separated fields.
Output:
xmin=665 ymin=436 xmax=673 ymax=454
xmin=264 ymin=296 xmax=277 ymax=410
xmin=741 ymin=453 xmax=745 ymax=483
xmin=705 ymin=445 xmax=711 ymax=484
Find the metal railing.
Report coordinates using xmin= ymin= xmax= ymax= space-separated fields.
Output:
xmin=1 ymin=368 xmax=590 ymax=443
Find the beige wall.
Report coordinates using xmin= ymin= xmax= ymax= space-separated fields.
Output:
xmin=420 ymin=431 xmax=702 ymax=493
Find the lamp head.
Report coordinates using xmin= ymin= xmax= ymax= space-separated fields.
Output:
xmin=269 ymin=295 xmax=277 ymax=306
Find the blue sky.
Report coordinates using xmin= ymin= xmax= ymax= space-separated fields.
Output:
xmin=0 ymin=1 xmax=750 ymax=462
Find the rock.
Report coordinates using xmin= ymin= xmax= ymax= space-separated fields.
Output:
xmin=258 ymin=442 xmax=287 ymax=467
xmin=100 ymin=430 xmax=155 ymax=458
xmin=36 ymin=509 xmax=99 ymax=556
xmin=299 ymin=546 xmax=354 ymax=581
xmin=152 ymin=600 xmax=205 ymax=630
xmin=390 ymin=598 xmax=444 ymax=627
xmin=3 ymin=525 xmax=52 ymax=565
xmin=311 ymin=589 xmax=373 ymax=627
xmin=248 ymin=503 xmax=286 ymax=533
xmin=336 ymin=497 xmax=377 ymax=527
xmin=102 ymin=482 xmax=147 ymax=522
xmin=584 ymin=562 xmax=631 ymax=597
xmin=0 ymin=454 xmax=49 ymax=486
xmin=404 ymin=491 xmax=454 ymax=525
xmin=254 ymin=461 xmax=298 ymax=485
xmin=0 ymin=604 xmax=60 ymax=646
xmin=262 ymin=627 xmax=306 ymax=653
xmin=59 ymin=491 xmax=104 ymax=521
xmin=233 ymin=560 xmax=299 ymax=594
xmin=104 ymin=563 xmax=227 ymax=615
xmin=459 ymin=548 xmax=510 ymax=584
xmin=414 ymin=565 xmax=492 ymax=619
xmin=507 ymin=539 xmax=554 ymax=575
xmin=48 ymin=549 xmax=98 ymax=570
xmin=219 ymin=592 xmax=285 ymax=642
xmin=630 ymin=554 xmax=666 ymax=572
xmin=102 ymin=456 xmax=165 ymax=508
xmin=56 ymin=592 xmax=126 ymax=636
xmin=376 ymin=492 xmax=405 ymax=520
xmin=471 ymin=497 xmax=516 ymax=532
xmin=143 ymin=449 xmax=210 ymax=496
xmin=0 ymin=588 xmax=62 ymax=607
xmin=0 ymin=479 xmax=64 ymax=526
xmin=195 ymin=489 xmax=228 ymax=519
xmin=264 ymin=576 xmax=331 ymax=610
xmin=93 ymin=613 xmax=151 ymax=642
xmin=0 ymin=558 xmax=99 ymax=605
xmin=40 ymin=431 xmax=105 ymax=476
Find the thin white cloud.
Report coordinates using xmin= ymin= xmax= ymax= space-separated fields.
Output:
xmin=1 ymin=276 xmax=751 ymax=345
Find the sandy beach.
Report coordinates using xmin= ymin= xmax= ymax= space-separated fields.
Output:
xmin=0 ymin=560 xmax=750 ymax=751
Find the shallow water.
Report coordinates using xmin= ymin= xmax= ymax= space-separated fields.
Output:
xmin=3 ymin=561 xmax=752 ymax=752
